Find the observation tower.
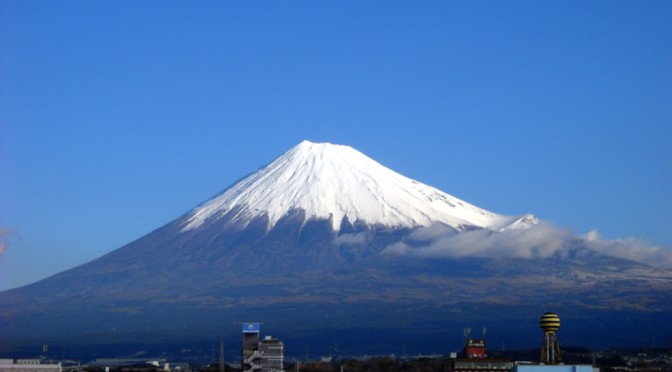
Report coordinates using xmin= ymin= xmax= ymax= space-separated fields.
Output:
xmin=539 ymin=312 xmax=562 ymax=364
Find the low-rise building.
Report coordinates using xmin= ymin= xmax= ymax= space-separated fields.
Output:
xmin=0 ymin=359 xmax=62 ymax=372
xmin=514 ymin=365 xmax=598 ymax=372
xmin=259 ymin=336 xmax=284 ymax=372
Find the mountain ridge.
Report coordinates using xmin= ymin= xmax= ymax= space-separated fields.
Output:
xmin=180 ymin=140 xmax=538 ymax=233
xmin=1 ymin=140 xmax=670 ymax=352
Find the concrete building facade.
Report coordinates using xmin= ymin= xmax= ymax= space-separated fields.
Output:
xmin=259 ymin=336 xmax=284 ymax=372
xmin=0 ymin=359 xmax=62 ymax=372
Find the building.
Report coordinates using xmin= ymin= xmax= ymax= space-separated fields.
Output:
xmin=450 ymin=359 xmax=514 ymax=372
xmin=242 ymin=323 xmax=262 ymax=371
xmin=514 ymin=365 xmax=597 ymax=372
xmin=0 ymin=359 xmax=62 ymax=372
xmin=259 ymin=336 xmax=284 ymax=372
xmin=464 ymin=338 xmax=487 ymax=359
xmin=447 ymin=331 xmax=513 ymax=372
xmin=87 ymin=358 xmax=170 ymax=370
xmin=241 ymin=323 xmax=285 ymax=372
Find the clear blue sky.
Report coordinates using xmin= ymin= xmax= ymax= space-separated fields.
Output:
xmin=1 ymin=1 xmax=671 ymax=290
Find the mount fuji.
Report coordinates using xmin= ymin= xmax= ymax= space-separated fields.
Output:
xmin=181 ymin=140 xmax=537 ymax=233
xmin=1 ymin=141 xmax=671 ymax=356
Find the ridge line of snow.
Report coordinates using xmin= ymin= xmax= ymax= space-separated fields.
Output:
xmin=180 ymin=141 xmax=538 ymax=233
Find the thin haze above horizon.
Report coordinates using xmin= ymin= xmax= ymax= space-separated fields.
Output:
xmin=1 ymin=1 xmax=671 ymax=291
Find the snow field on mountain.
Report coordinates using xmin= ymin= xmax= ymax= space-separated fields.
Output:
xmin=181 ymin=141 xmax=536 ymax=232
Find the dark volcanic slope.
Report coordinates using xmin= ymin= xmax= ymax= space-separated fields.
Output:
xmin=3 ymin=143 xmax=672 ymax=352
xmin=1 ymin=214 xmax=671 ymax=350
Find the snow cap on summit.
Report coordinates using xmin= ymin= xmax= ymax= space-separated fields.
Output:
xmin=181 ymin=140 xmax=537 ymax=232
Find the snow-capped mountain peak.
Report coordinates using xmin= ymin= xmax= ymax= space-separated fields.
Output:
xmin=181 ymin=140 xmax=537 ymax=232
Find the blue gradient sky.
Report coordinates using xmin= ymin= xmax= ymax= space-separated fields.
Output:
xmin=1 ymin=1 xmax=671 ymax=290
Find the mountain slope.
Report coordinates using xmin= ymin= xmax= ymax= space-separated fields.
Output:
xmin=0 ymin=140 xmax=670 ymax=355
xmin=181 ymin=140 xmax=537 ymax=233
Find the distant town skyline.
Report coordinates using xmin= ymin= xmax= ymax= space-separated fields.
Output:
xmin=1 ymin=1 xmax=671 ymax=290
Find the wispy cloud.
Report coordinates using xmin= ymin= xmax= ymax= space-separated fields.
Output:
xmin=582 ymin=229 xmax=672 ymax=267
xmin=382 ymin=222 xmax=571 ymax=259
xmin=381 ymin=223 xmax=672 ymax=268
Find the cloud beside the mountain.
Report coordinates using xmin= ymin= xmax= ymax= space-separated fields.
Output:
xmin=382 ymin=222 xmax=571 ymax=259
xmin=381 ymin=223 xmax=672 ymax=268
xmin=582 ymin=230 xmax=672 ymax=268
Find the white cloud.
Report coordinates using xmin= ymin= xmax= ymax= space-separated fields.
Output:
xmin=381 ymin=223 xmax=672 ymax=268
xmin=582 ymin=229 xmax=672 ymax=267
xmin=382 ymin=222 xmax=571 ymax=259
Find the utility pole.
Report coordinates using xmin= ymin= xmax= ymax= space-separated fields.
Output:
xmin=219 ymin=339 xmax=225 ymax=372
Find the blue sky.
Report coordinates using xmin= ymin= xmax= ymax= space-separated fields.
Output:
xmin=1 ymin=1 xmax=671 ymax=290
